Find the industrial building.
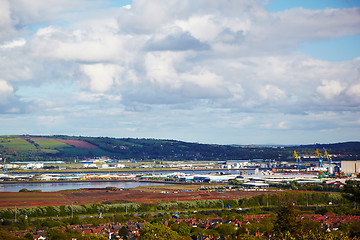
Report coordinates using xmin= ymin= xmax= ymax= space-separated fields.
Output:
xmin=192 ymin=174 xmax=238 ymax=182
xmin=242 ymin=182 xmax=269 ymax=189
xmin=341 ymin=160 xmax=360 ymax=174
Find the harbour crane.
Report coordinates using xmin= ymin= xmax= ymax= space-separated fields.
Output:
xmin=293 ymin=150 xmax=301 ymax=170
xmin=315 ymin=149 xmax=324 ymax=168
xmin=324 ymin=149 xmax=332 ymax=166
xmin=324 ymin=149 xmax=333 ymax=173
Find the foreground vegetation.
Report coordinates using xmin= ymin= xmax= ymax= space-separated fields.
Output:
xmin=1 ymin=183 xmax=360 ymax=239
xmin=1 ymin=201 xmax=359 ymax=239
xmin=0 ymin=191 xmax=356 ymax=220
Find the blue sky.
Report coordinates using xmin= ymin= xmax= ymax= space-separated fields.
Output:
xmin=0 ymin=0 xmax=359 ymax=145
xmin=265 ymin=0 xmax=360 ymax=11
xmin=265 ymin=0 xmax=360 ymax=62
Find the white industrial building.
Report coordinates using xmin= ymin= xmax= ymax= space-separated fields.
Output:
xmin=237 ymin=174 xmax=320 ymax=184
xmin=193 ymin=174 xmax=238 ymax=182
xmin=341 ymin=160 xmax=360 ymax=174
xmin=19 ymin=163 xmax=44 ymax=170
xmin=242 ymin=182 xmax=269 ymax=189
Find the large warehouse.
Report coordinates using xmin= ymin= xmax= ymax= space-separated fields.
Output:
xmin=341 ymin=160 xmax=360 ymax=174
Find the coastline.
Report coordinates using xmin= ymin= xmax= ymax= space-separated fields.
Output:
xmin=0 ymin=179 xmax=198 ymax=185
xmin=7 ymin=167 xmax=228 ymax=174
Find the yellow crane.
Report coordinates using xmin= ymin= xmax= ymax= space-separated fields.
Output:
xmin=315 ymin=149 xmax=324 ymax=168
xmin=324 ymin=149 xmax=333 ymax=172
xmin=294 ymin=150 xmax=301 ymax=170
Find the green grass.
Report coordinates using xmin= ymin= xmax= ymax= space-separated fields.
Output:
xmin=33 ymin=138 xmax=70 ymax=150
xmin=0 ymin=137 xmax=37 ymax=151
xmin=39 ymin=149 xmax=59 ymax=154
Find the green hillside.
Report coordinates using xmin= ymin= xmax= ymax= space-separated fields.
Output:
xmin=0 ymin=135 xmax=359 ymax=162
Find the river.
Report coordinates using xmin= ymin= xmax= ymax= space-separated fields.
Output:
xmin=0 ymin=181 xmax=169 ymax=192
xmin=1 ymin=169 xmax=245 ymax=192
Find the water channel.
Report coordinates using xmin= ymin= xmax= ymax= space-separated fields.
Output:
xmin=0 ymin=181 xmax=170 ymax=192
xmin=1 ymin=169 xmax=245 ymax=192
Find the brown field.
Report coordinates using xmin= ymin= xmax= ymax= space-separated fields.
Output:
xmin=55 ymin=139 xmax=98 ymax=149
xmin=0 ymin=187 xmax=277 ymax=208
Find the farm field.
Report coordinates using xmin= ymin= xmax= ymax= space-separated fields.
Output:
xmin=55 ymin=139 xmax=98 ymax=149
xmin=0 ymin=137 xmax=37 ymax=152
xmin=0 ymin=186 xmax=274 ymax=208
xmin=32 ymin=138 xmax=70 ymax=149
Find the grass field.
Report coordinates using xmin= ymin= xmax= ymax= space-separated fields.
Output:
xmin=32 ymin=138 xmax=71 ymax=154
xmin=32 ymin=138 xmax=70 ymax=149
xmin=0 ymin=137 xmax=37 ymax=151
xmin=0 ymin=136 xmax=83 ymax=156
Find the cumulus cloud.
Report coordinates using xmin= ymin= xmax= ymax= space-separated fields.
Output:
xmin=0 ymin=79 xmax=13 ymax=102
xmin=0 ymin=0 xmax=11 ymax=28
xmin=0 ymin=79 xmax=25 ymax=113
xmin=259 ymin=85 xmax=287 ymax=102
xmin=80 ymin=64 xmax=123 ymax=92
xmin=7 ymin=0 xmax=358 ymax=114
xmin=0 ymin=38 xmax=26 ymax=49
xmin=31 ymin=26 xmax=127 ymax=62
xmin=317 ymin=80 xmax=346 ymax=100
xmin=347 ymin=84 xmax=360 ymax=99
xmin=146 ymin=31 xmax=210 ymax=51
xmin=0 ymin=0 xmax=360 ymax=143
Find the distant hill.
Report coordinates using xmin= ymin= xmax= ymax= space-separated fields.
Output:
xmin=0 ymin=135 xmax=359 ymax=162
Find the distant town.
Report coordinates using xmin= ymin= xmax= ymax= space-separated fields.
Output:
xmin=1 ymin=136 xmax=359 ymax=240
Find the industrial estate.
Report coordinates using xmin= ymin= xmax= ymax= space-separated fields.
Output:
xmin=0 ymin=135 xmax=359 ymax=240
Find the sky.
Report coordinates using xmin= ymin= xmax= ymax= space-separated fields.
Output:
xmin=0 ymin=0 xmax=360 ymax=145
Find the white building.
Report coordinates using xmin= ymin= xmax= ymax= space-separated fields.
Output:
xmin=341 ymin=160 xmax=360 ymax=174
xmin=83 ymin=163 xmax=97 ymax=168
xmin=20 ymin=163 xmax=44 ymax=170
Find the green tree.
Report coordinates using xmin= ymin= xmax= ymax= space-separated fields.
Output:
xmin=170 ymin=222 xmax=191 ymax=237
xmin=343 ymin=180 xmax=360 ymax=208
xmin=139 ymin=223 xmax=183 ymax=240
xmin=0 ymin=229 xmax=23 ymax=240
xmin=274 ymin=203 xmax=300 ymax=236
xmin=24 ymin=233 xmax=33 ymax=240
xmin=16 ymin=215 xmax=29 ymax=230
xmin=215 ymin=223 xmax=237 ymax=239
xmin=190 ymin=227 xmax=204 ymax=239
xmin=258 ymin=217 xmax=274 ymax=236
xmin=46 ymin=229 xmax=69 ymax=240
xmin=118 ymin=226 xmax=129 ymax=240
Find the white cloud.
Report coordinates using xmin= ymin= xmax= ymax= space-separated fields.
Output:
xmin=0 ymin=79 xmax=13 ymax=102
xmin=176 ymin=15 xmax=223 ymax=42
xmin=277 ymin=121 xmax=289 ymax=129
xmin=144 ymin=51 xmax=228 ymax=99
xmin=36 ymin=115 xmax=64 ymax=127
xmin=248 ymin=7 xmax=360 ymax=50
xmin=80 ymin=64 xmax=123 ymax=92
xmin=0 ymin=0 xmax=11 ymax=29
xmin=0 ymin=39 xmax=26 ymax=49
xmin=32 ymin=26 xmax=130 ymax=62
xmin=347 ymin=84 xmax=360 ymax=99
xmin=0 ymin=0 xmax=15 ymax=40
xmin=259 ymin=85 xmax=286 ymax=101
xmin=317 ymin=80 xmax=346 ymax=100
xmin=0 ymin=0 xmax=359 ymax=144
xmin=8 ymin=0 xmax=100 ymax=26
